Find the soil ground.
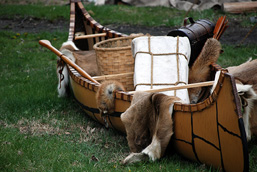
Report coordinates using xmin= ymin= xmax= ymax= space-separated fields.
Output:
xmin=0 ymin=16 xmax=256 ymax=45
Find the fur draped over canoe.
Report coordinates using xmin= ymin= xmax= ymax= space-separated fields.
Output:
xmin=121 ymin=91 xmax=181 ymax=161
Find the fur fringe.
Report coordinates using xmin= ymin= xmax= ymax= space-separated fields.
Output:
xmin=96 ymin=80 xmax=125 ymax=115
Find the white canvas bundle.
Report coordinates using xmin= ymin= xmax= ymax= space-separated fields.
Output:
xmin=132 ymin=36 xmax=191 ymax=103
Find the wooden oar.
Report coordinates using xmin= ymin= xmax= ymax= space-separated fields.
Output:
xmin=213 ymin=16 xmax=229 ymax=40
xmin=213 ymin=16 xmax=223 ymax=39
xmin=39 ymin=40 xmax=100 ymax=85
xmin=128 ymin=81 xmax=214 ymax=94
xmin=216 ymin=20 xmax=228 ymax=40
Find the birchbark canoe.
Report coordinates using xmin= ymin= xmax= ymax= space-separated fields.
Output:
xmin=40 ymin=0 xmax=249 ymax=171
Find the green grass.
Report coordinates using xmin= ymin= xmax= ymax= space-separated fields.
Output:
xmin=1 ymin=30 xmax=257 ymax=172
xmin=219 ymin=44 xmax=257 ymax=67
xmin=0 ymin=3 xmax=256 ymax=26
xmin=0 ymin=3 xmax=257 ymax=172
xmin=0 ymin=4 xmax=69 ymax=21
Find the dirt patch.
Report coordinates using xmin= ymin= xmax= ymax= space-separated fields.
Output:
xmin=0 ymin=16 xmax=256 ymax=45
xmin=0 ymin=16 xmax=69 ymax=33
xmin=107 ymin=20 xmax=257 ymax=45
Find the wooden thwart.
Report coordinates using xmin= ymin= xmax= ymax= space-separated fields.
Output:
xmin=128 ymin=81 xmax=214 ymax=94
xmin=93 ymin=72 xmax=134 ymax=81
xmin=74 ymin=33 xmax=107 ymax=40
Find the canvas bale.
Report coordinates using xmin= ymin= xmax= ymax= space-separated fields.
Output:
xmin=132 ymin=36 xmax=191 ymax=103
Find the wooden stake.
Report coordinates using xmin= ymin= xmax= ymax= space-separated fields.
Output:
xmin=238 ymin=22 xmax=257 ymax=46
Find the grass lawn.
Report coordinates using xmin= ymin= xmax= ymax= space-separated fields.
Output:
xmin=0 ymin=3 xmax=257 ymax=172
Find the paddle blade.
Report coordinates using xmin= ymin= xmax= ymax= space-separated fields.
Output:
xmin=213 ymin=16 xmax=228 ymax=40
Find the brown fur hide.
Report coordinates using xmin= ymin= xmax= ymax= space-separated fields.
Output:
xmin=96 ymin=80 xmax=125 ymax=116
xmin=227 ymin=59 xmax=257 ymax=93
xmin=57 ymin=41 xmax=100 ymax=97
xmin=96 ymin=80 xmax=125 ymax=128
xmin=60 ymin=42 xmax=100 ymax=77
xmin=121 ymin=92 xmax=181 ymax=164
xmin=72 ymin=50 xmax=100 ymax=76
xmin=188 ymin=38 xmax=221 ymax=103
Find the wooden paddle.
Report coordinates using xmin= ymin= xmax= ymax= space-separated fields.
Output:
xmin=39 ymin=40 xmax=100 ymax=85
xmin=213 ymin=16 xmax=228 ymax=40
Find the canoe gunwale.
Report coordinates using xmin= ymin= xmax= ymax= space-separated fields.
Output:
xmin=68 ymin=64 xmax=230 ymax=112
xmin=73 ymin=1 xmax=126 ymax=39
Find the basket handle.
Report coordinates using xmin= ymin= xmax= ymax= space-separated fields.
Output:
xmin=184 ymin=17 xmax=195 ymax=26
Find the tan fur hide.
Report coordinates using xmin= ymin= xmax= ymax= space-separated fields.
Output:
xmin=57 ymin=41 xmax=100 ymax=97
xmin=72 ymin=50 xmax=100 ymax=76
xmin=227 ymin=59 xmax=257 ymax=93
xmin=60 ymin=42 xmax=100 ymax=77
xmin=188 ymin=38 xmax=221 ymax=103
xmin=96 ymin=80 xmax=125 ymax=115
xmin=121 ymin=92 xmax=181 ymax=163
xmin=96 ymin=80 xmax=125 ymax=128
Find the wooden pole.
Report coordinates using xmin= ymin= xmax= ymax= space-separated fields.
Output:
xmin=238 ymin=22 xmax=257 ymax=46
xmin=128 ymin=81 xmax=214 ymax=94
xmin=222 ymin=2 xmax=257 ymax=13
xmin=39 ymin=40 xmax=100 ymax=85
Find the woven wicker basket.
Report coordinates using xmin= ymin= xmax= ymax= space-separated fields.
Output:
xmin=93 ymin=36 xmax=139 ymax=75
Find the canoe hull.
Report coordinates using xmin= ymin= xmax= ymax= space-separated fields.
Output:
xmin=172 ymin=74 xmax=248 ymax=171
xmin=68 ymin=62 xmax=248 ymax=171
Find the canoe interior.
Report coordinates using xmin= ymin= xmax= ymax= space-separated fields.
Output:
xmin=62 ymin=0 xmax=249 ymax=171
xmin=70 ymin=1 xmax=126 ymax=50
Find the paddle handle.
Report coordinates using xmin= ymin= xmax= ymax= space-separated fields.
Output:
xmin=39 ymin=40 xmax=100 ymax=85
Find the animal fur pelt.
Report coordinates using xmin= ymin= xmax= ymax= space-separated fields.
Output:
xmin=227 ymin=58 xmax=257 ymax=93
xmin=121 ymin=91 xmax=181 ymax=164
xmin=57 ymin=41 xmax=100 ymax=97
xmin=235 ymin=83 xmax=257 ymax=141
xmin=57 ymin=41 xmax=77 ymax=97
xmin=188 ymin=38 xmax=221 ymax=103
xmin=96 ymin=80 xmax=125 ymax=127
xmin=227 ymin=59 xmax=257 ymax=141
